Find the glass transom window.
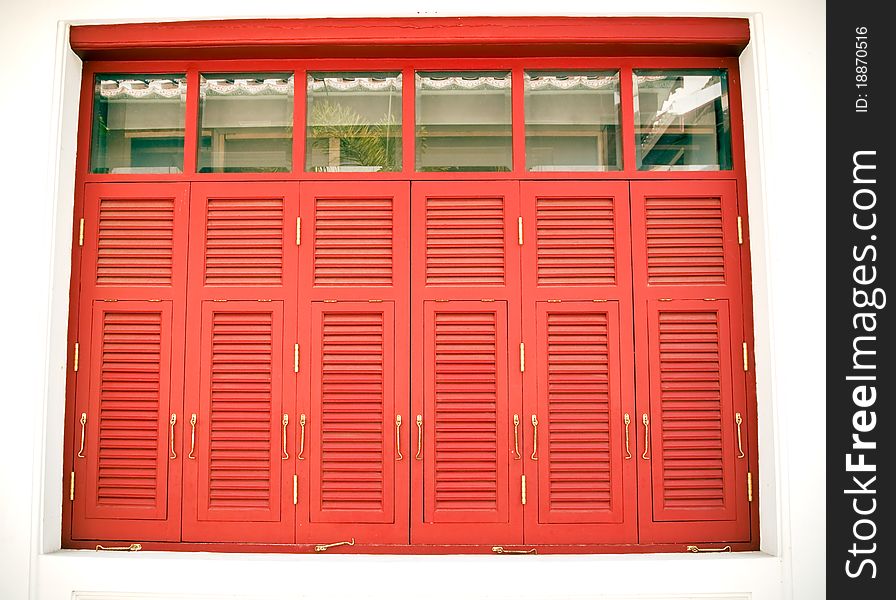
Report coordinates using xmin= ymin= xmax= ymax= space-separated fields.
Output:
xmin=305 ymin=72 xmax=402 ymax=172
xmin=90 ymin=74 xmax=187 ymax=174
xmin=198 ymin=73 xmax=294 ymax=173
xmin=524 ymin=70 xmax=621 ymax=171
xmin=415 ymin=71 xmax=512 ymax=172
xmin=633 ymin=69 xmax=732 ymax=170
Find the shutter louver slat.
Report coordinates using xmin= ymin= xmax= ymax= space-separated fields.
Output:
xmin=536 ymin=197 xmax=616 ymax=286
xmin=645 ymin=197 xmax=725 ymax=286
xmin=204 ymin=198 xmax=284 ymax=286
xmin=319 ymin=310 xmax=385 ymax=513
xmin=314 ymin=198 xmax=393 ymax=286
xmin=657 ymin=310 xmax=726 ymax=511
xmin=425 ymin=197 xmax=505 ymax=285
xmin=208 ymin=310 xmax=274 ymax=511
xmin=96 ymin=198 xmax=175 ymax=286
xmin=545 ymin=311 xmax=612 ymax=513
xmin=432 ymin=307 xmax=501 ymax=515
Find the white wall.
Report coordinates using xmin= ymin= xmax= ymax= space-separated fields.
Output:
xmin=0 ymin=1 xmax=825 ymax=599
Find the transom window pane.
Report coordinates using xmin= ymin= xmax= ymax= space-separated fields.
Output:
xmin=198 ymin=73 xmax=294 ymax=173
xmin=525 ymin=71 xmax=621 ymax=171
xmin=415 ymin=71 xmax=512 ymax=172
xmin=634 ymin=69 xmax=732 ymax=171
xmin=90 ymin=74 xmax=186 ymax=174
xmin=306 ymin=72 xmax=402 ymax=172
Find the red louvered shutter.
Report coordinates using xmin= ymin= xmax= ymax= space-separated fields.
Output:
xmin=72 ymin=183 xmax=189 ymax=541
xmin=411 ymin=182 xmax=522 ymax=545
xmin=298 ymin=182 xmax=409 ymax=545
xmin=631 ymin=180 xmax=751 ymax=544
xmin=182 ymin=182 xmax=297 ymax=543
xmin=519 ymin=182 xmax=637 ymax=544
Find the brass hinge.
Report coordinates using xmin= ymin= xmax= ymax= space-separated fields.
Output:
xmin=519 ymin=342 xmax=525 ymax=373
xmin=546 ymin=299 xmax=561 ymax=303
xmin=96 ymin=544 xmax=142 ymax=552
xmin=78 ymin=218 xmax=84 ymax=246
xmin=296 ymin=217 xmax=301 ymax=245
xmin=368 ymin=299 xmax=383 ymax=303
xmin=257 ymin=299 xmax=272 ymax=302
xmin=748 ymin=471 xmax=753 ymax=502
xmin=294 ymin=344 xmax=300 ymax=373
xmin=323 ymin=299 xmax=337 ymax=303
xmin=293 ymin=474 xmax=298 ymax=505
xmin=517 ymin=216 xmax=523 ymax=245
xmin=737 ymin=216 xmax=743 ymax=245
xmin=743 ymin=342 xmax=749 ymax=371
xmin=480 ymin=298 xmax=495 ymax=302
xmin=73 ymin=342 xmax=79 ymax=372
xmin=521 ymin=474 xmax=527 ymax=505
xmin=69 ymin=471 xmax=75 ymax=501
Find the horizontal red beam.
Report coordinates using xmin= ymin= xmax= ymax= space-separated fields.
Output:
xmin=70 ymin=17 xmax=750 ymax=61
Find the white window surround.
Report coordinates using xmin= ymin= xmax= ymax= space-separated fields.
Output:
xmin=5 ymin=4 xmax=823 ymax=600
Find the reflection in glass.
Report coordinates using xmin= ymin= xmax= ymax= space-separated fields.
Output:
xmin=198 ymin=73 xmax=294 ymax=173
xmin=634 ymin=70 xmax=732 ymax=170
xmin=415 ymin=71 xmax=512 ymax=172
xmin=90 ymin=74 xmax=186 ymax=174
xmin=524 ymin=71 xmax=621 ymax=171
xmin=306 ymin=72 xmax=402 ymax=172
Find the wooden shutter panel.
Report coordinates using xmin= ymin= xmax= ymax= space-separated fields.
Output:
xmin=631 ymin=181 xmax=751 ymax=544
xmin=72 ymin=183 xmax=189 ymax=543
xmin=183 ymin=183 xmax=297 ymax=543
xmin=72 ymin=300 xmax=180 ymax=541
xmin=520 ymin=182 xmax=637 ymax=544
xmin=183 ymin=301 xmax=292 ymax=543
xmin=411 ymin=182 xmax=523 ymax=545
xmin=298 ymin=182 xmax=410 ymax=544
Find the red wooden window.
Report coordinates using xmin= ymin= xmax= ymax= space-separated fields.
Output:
xmin=64 ymin=20 xmax=758 ymax=553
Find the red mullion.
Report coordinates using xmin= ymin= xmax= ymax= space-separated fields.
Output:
xmin=294 ymin=66 xmax=306 ymax=174
xmin=183 ymin=68 xmax=200 ymax=175
xmin=511 ymin=66 xmax=525 ymax=175
xmin=402 ymin=67 xmax=415 ymax=176
xmin=619 ymin=64 xmax=637 ymax=175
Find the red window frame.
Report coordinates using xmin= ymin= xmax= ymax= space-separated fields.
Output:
xmin=62 ymin=17 xmax=760 ymax=554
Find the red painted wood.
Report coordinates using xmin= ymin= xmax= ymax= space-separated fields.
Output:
xmin=182 ymin=182 xmax=298 ymax=543
xmin=630 ymin=180 xmax=751 ymax=544
xmin=70 ymin=17 xmax=750 ymax=61
xmin=297 ymin=181 xmax=410 ymax=545
xmin=519 ymin=181 xmax=637 ymax=544
xmin=411 ymin=181 xmax=523 ymax=545
xmin=71 ymin=183 xmax=189 ymax=542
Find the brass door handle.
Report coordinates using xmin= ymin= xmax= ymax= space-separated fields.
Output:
xmin=297 ymin=414 xmax=306 ymax=460
xmin=512 ymin=414 xmax=521 ymax=459
xmin=623 ymin=413 xmax=632 ymax=460
xmin=281 ymin=414 xmax=289 ymax=460
xmin=168 ymin=414 xmax=177 ymax=459
xmin=735 ymin=412 xmax=745 ymax=458
xmin=530 ymin=415 xmax=538 ymax=461
xmin=641 ymin=414 xmax=650 ymax=459
xmin=188 ymin=414 xmax=196 ymax=459
xmin=77 ymin=412 xmax=87 ymax=458
xmin=415 ymin=415 xmax=423 ymax=460
xmin=395 ymin=415 xmax=403 ymax=461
